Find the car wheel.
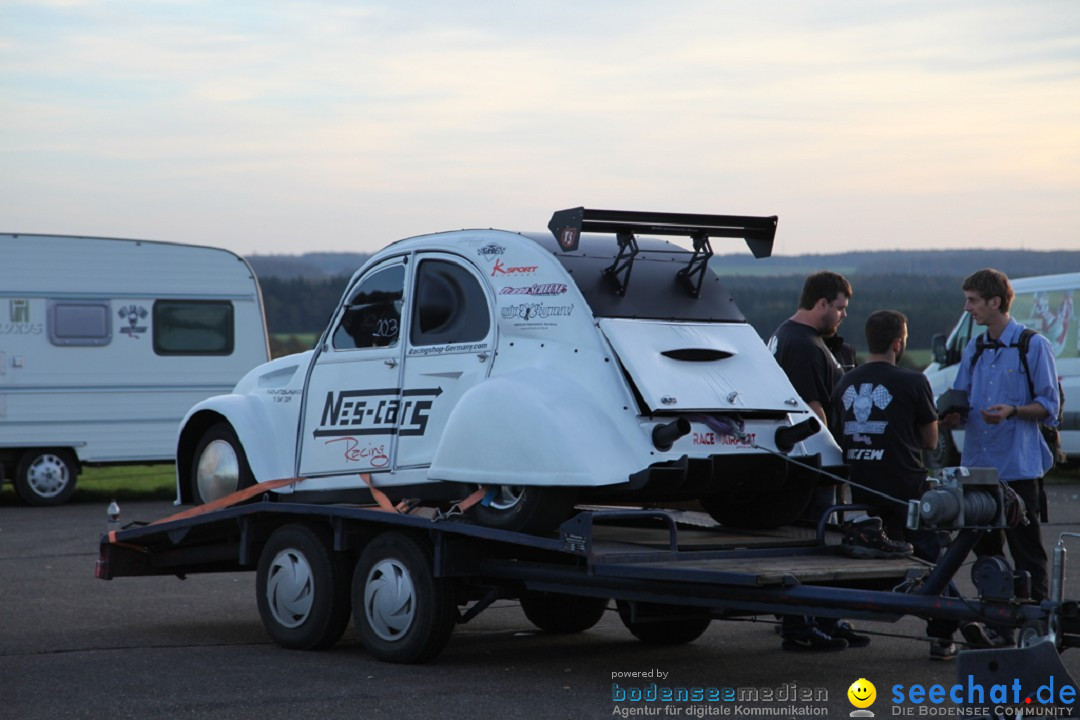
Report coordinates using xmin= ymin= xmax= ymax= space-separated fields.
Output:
xmin=615 ymin=600 xmax=711 ymax=645
xmin=521 ymin=592 xmax=608 ymax=633
xmin=353 ymin=531 xmax=457 ymax=664
xmin=468 ymin=485 xmax=578 ymax=534
xmin=14 ymin=448 xmax=78 ymax=506
xmin=191 ymin=422 xmax=253 ymax=505
xmin=255 ymin=523 xmax=352 ymax=650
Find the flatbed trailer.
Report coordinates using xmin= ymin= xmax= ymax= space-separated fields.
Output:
xmin=96 ymin=493 xmax=1080 ymax=697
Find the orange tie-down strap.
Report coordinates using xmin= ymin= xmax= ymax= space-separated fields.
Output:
xmin=107 ymin=474 xmax=489 ymax=544
xmin=359 ymin=473 xmax=487 ymax=517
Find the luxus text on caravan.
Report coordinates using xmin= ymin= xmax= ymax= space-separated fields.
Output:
xmin=0 ymin=234 xmax=269 ymax=505
xmin=924 ymin=272 xmax=1078 ymax=466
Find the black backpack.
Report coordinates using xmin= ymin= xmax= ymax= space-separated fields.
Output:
xmin=971 ymin=328 xmax=1066 ymax=467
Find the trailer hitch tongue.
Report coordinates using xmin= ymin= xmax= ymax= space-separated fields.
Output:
xmin=957 ymin=639 xmax=1079 ymax=708
xmin=774 ymin=417 xmax=820 ymax=454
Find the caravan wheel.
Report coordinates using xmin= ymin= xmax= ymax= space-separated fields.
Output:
xmin=14 ymin=448 xmax=78 ymax=506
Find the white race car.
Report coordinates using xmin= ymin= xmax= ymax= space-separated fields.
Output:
xmin=177 ymin=208 xmax=843 ymax=532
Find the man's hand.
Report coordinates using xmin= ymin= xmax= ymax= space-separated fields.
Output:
xmin=940 ymin=412 xmax=963 ymax=429
xmin=980 ymin=403 xmax=1014 ymax=425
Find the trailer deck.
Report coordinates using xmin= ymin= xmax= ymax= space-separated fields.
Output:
xmin=96 ymin=496 xmax=1080 ymax=697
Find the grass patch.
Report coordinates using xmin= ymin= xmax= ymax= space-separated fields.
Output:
xmin=1 ymin=464 xmax=177 ymax=505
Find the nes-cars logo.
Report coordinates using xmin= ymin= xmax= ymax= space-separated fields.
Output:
xmin=316 ymin=387 xmax=442 ymax=437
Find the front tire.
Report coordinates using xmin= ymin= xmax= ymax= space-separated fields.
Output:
xmin=14 ymin=448 xmax=78 ymax=506
xmin=924 ymin=430 xmax=960 ymax=471
xmin=255 ymin=523 xmax=352 ymax=650
xmin=191 ymin=422 xmax=253 ymax=504
xmin=353 ymin=532 xmax=457 ymax=664
xmin=468 ymin=485 xmax=577 ymax=534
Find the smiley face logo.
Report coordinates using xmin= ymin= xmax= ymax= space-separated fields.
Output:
xmin=848 ymin=678 xmax=876 ymax=709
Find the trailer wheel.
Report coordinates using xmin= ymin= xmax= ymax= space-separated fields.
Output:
xmin=14 ymin=448 xmax=78 ymax=506
xmin=191 ymin=422 xmax=253 ymax=504
xmin=615 ymin=600 xmax=711 ymax=645
xmin=468 ymin=485 xmax=577 ymax=534
xmin=353 ymin=532 xmax=456 ymax=664
xmin=255 ymin=523 xmax=352 ymax=650
xmin=521 ymin=592 xmax=608 ymax=633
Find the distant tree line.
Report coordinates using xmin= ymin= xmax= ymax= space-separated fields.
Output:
xmin=259 ymin=272 xmax=967 ymax=352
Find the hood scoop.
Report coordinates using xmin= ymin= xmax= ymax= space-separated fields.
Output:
xmin=660 ymin=348 xmax=733 ymax=362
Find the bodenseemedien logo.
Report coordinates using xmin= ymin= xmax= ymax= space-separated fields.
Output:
xmin=849 ymin=678 xmax=877 ymax=717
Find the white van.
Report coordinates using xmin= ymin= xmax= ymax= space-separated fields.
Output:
xmin=924 ymin=272 xmax=1078 ymax=467
xmin=0 ymin=234 xmax=270 ymax=505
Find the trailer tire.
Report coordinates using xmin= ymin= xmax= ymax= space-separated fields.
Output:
xmin=14 ymin=448 xmax=78 ymax=506
xmin=521 ymin=592 xmax=608 ymax=633
xmin=353 ymin=532 xmax=456 ymax=664
xmin=615 ymin=600 xmax=711 ymax=645
xmin=255 ymin=523 xmax=352 ymax=650
xmin=468 ymin=485 xmax=577 ymax=534
xmin=191 ymin=422 xmax=253 ymax=505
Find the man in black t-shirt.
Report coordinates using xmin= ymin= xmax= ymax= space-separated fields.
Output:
xmin=832 ymin=310 xmax=957 ymax=660
xmin=768 ymin=272 xmax=869 ymax=652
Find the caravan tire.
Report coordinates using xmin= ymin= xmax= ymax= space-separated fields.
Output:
xmin=14 ymin=448 xmax=78 ymax=506
xmin=191 ymin=422 xmax=253 ymax=505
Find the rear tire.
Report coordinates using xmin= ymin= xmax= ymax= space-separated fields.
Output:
xmin=191 ymin=422 xmax=253 ymax=505
xmin=353 ymin=532 xmax=457 ymax=664
xmin=615 ymin=600 xmax=711 ymax=645
xmin=14 ymin=448 xmax=78 ymax=506
xmin=255 ymin=523 xmax=352 ymax=650
xmin=521 ymin=592 xmax=608 ymax=633
xmin=468 ymin=485 xmax=577 ymax=534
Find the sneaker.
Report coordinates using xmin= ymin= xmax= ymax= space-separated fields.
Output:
xmin=840 ymin=517 xmax=914 ymax=559
xmin=781 ymin=628 xmax=848 ymax=652
xmin=831 ymin=621 xmax=871 ymax=648
xmin=929 ymin=639 xmax=958 ymax=660
xmin=960 ymin=622 xmax=1014 ymax=649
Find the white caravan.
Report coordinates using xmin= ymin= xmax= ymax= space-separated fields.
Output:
xmin=925 ymin=272 xmax=1079 ymax=466
xmin=0 ymin=234 xmax=270 ymax=505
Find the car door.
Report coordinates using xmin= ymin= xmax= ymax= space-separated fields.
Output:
xmin=298 ymin=259 xmax=407 ymax=477
xmin=395 ymin=253 xmax=495 ymax=470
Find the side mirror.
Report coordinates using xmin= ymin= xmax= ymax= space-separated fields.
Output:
xmin=931 ymin=334 xmax=949 ymax=366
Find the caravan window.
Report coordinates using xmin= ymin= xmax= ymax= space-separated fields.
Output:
xmin=153 ymin=300 xmax=234 ymax=355
xmin=48 ymin=300 xmax=112 ymax=347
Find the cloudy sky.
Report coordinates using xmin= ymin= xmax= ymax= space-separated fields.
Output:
xmin=2 ymin=0 xmax=1078 ymax=257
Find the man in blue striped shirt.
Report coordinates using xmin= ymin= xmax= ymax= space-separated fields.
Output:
xmin=943 ymin=268 xmax=1060 ymax=647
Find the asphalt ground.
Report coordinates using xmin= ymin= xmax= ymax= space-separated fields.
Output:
xmin=4 ymin=484 xmax=1080 ymax=720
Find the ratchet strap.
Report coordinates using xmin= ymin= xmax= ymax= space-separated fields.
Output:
xmin=359 ymin=473 xmax=486 ymax=519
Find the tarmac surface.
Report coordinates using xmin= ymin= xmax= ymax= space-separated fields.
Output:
xmin=4 ymin=482 xmax=1080 ymax=720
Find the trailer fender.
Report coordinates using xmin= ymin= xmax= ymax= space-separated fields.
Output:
xmin=428 ymin=368 xmax=646 ymax=487
xmin=177 ymin=395 xmax=295 ymax=502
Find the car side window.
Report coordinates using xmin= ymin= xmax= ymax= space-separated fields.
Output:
xmin=332 ymin=264 xmax=405 ymax=350
xmin=410 ymin=259 xmax=490 ymax=347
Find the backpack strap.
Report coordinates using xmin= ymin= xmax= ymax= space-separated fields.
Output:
xmin=1016 ymin=328 xmax=1037 ymax=402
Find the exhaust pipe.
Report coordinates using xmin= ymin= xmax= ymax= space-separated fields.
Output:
xmin=652 ymin=418 xmax=692 ymax=451
xmin=774 ymin=417 xmax=821 ymax=453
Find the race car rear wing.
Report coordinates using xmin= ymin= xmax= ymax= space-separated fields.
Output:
xmin=547 ymin=207 xmax=778 ymax=297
